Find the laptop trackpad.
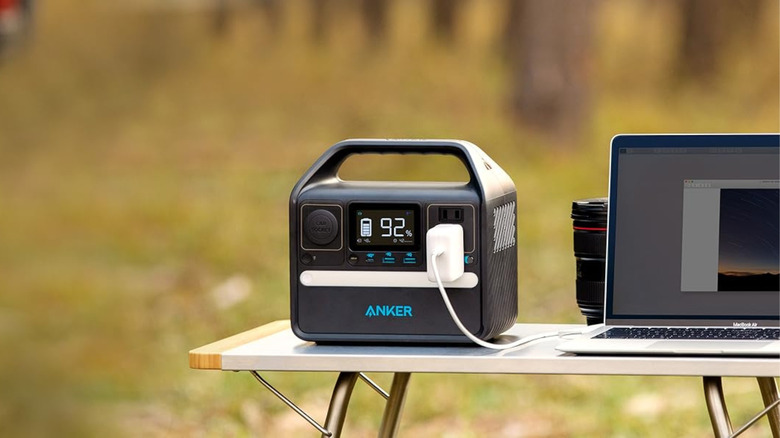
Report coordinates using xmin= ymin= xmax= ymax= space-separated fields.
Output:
xmin=648 ymin=341 xmax=771 ymax=351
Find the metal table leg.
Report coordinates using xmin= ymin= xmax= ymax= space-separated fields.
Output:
xmin=322 ymin=372 xmax=360 ymax=438
xmin=757 ymin=377 xmax=780 ymax=438
xmin=378 ymin=372 xmax=412 ymax=438
xmin=704 ymin=376 xmax=733 ymax=438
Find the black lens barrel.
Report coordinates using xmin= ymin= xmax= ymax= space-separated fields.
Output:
xmin=571 ymin=198 xmax=608 ymax=326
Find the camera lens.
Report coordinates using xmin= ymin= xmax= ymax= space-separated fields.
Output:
xmin=571 ymin=198 xmax=608 ymax=325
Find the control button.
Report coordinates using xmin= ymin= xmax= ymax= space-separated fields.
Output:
xmin=365 ymin=253 xmax=376 ymax=264
xmin=348 ymin=254 xmax=359 ymax=264
xmin=301 ymin=253 xmax=314 ymax=265
xmin=382 ymin=251 xmax=397 ymax=264
xmin=464 ymin=255 xmax=475 ymax=265
xmin=402 ymin=251 xmax=418 ymax=265
xmin=304 ymin=209 xmax=338 ymax=245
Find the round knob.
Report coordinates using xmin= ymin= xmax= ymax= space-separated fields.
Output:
xmin=304 ymin=209 xmax=338 ymax=245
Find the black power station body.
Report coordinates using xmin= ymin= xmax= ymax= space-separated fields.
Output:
xmin=290 ymin=139 xmax=518 ymax=343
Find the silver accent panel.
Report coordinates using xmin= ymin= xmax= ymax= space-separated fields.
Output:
xmin=299 ymin=270 xmax=479 ymax=288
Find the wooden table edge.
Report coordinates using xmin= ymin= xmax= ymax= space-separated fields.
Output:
xmin=189 ymin=320 xmax=291 ymax=370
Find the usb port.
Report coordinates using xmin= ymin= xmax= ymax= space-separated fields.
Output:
xmin=439 ymin=207 xmax=464 ymax=223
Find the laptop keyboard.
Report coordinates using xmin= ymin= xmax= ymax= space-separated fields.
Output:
xmin=596 ymin=327 xmax=780 ymax=341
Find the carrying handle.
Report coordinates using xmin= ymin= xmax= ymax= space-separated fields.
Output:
xmin=300 ymin=139 xmax=481 ymax=187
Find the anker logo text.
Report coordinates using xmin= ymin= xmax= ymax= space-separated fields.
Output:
xmin=365 ymin=305 xmax=413 ymax=318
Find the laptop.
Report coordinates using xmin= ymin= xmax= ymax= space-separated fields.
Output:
xmin=557 ymin=134 xmax=780 ymax=356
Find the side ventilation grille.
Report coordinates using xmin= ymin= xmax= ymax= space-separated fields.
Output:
xmin=492 ymin=201 xmax=516 ymax=253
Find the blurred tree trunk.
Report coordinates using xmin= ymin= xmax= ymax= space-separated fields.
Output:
xmin=311 ymin=0 xmax=332 ymax=43
xmin=502 ymin=0 xmax=524 ymax=59
xmin=214 ymin=0 xmax=284 ymax=37
xmin=213 ymin=0 xmax=230 ymax=36
xmin=678 ymin=0 xmax=722 ymax=82
xmin=361 ymin=0 xmax=388 ymax=45
xmin=260 ymin=0 xmax=283 ymax=36
xmin=431 ymin=0 xmax=463 ymax=42
xmin=677 ymin=0 xmax=767 ymax=82
xmin=507 ymin=0 xmax=595 ymax=145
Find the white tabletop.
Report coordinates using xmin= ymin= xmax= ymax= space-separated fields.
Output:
xmin=215 ymin=323 xmax=780 ymax=377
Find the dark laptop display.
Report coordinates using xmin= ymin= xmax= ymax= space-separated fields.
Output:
xmin=558 ymin=134 xmax=780 ymax=356
xmin=606 ymin=134 xmax=779 ymax=327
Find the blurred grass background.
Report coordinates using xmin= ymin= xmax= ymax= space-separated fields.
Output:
xmin=0 ymin=0 xmax=777 ymax=436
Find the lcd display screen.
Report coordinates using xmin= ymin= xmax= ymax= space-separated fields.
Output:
xmin=349 ymin=203 xmax=420 ymax=251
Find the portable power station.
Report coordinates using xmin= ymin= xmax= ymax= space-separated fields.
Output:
xmin=289 ymin=139 xmax=518 ymax=343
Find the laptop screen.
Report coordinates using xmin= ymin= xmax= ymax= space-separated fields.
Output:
xmin=605 ymin=134 xmax=780 ymax=327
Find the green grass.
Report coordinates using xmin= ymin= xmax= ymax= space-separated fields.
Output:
xmin=0 ymin=0 xmax=777 ymax=436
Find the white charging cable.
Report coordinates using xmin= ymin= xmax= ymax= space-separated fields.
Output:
xmin=428 ymin=224 xmax=591 ymax=351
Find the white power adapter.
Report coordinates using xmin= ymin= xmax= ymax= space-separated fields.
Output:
xmin=426 ymin=224 xmax=464 ymax=282
xmin=426 ymin=223 xmax=589 ymax=350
